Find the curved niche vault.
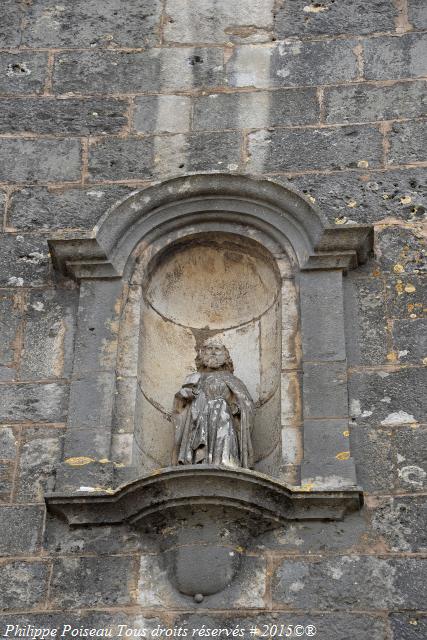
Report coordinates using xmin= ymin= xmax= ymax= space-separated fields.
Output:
xmin=46 ymin=173 xmax=372 ymax=600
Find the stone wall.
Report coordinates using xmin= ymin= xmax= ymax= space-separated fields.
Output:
xmin=0 ymin=1 xmax=426 ymax=639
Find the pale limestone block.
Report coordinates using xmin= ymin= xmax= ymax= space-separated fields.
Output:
xmin=281 ymin=371 xmax=302 ymax=427
xmin=260 ymin=297 xmax=281 ymax=403
xmin=134 ymin=387 xmax=174 ymax=466
xmin=253 ymin=386 xmax=281 ymax=461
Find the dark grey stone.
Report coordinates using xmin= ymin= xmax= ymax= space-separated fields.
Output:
xmin=63 ymin=426 xmax=112 ymax=459
xmin=304 ymin=419 xmax=351 ymax=460
xmin=0 ymin=235 xmax=50 ymax=287
xmin=0 ymin=505 xmax=44 ymax=555
xmin=23 ymin=0 xmax=162 ymax=48
xmin=386 ymin=275 xmax=426 ymax=318
xmin=272 ymin=556 xmax=426 ymax=610
xmin=349 ymin=368 xmax=425 ymax=427
xmin=67 ymin=373 xmax=115 ymax=428
xmin=408 ymin=0 xmax=427 ymax=28
xmin=0 ymin=383 xmax=68 ymax=423
xmin=393 ymin=318 xmax=427 ymax=363
xmin=394 ymin=426 xmax=427 ymax=492
xmin=390 ymin=614 xmax=427 ymax=640
xmin=0 ymin=426 xmax=18 ymax=459
xmin=0 ymin=561 xmax=48 ymax=611
xmin=376 ymin=226 xmax=426 ymax=274
xmin=193 ymin=88 xmax=319 ymax=130
xmin=49 ymin=556 xmax=135 ymax=608
xmin=247 ymin=125 xmax=383 ymax=172
xmin=53 ymin=48 xmax=225 ymax=94
xmin=0 ymin=613 xmax=139 ymax=640
xmin=351 ymin=425 xmax=394 ymax=493
xmin=0 ymin=52 xmax=48 ymax=96
xmin=0 ymin=291 xmax=22 ymax=366
xmin=8 ymin=185 xmax=134 ymax=231
xmin=0 ymin=139 xmax=81 ymax=183
xmin=0 ymin=98 xmax=128 ymax=135
xmin=20 ymin=289 xmax=78 ymax=380
xmin=275 ymin=0 xmax=397 ymax=37
xmin=370 ymin=495 xmax=427 ymax=552
xmin=363 ymin=33 xmax=427 ymax=80
xmin=303 ymin=362 xmax=348 ymax=418
xmin=0 ymin=0 xmax=24 ymax=48
xmin=325 ymin=81 xmax=427 ymax=124
xmin=0 ymin=462 xmax=13 ymax=500
xmin=15 ymin=427 xmax=64 ymax=502
xmin=388 ymin=120 xmax=427 ymax=166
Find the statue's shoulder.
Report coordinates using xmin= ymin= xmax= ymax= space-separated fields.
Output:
xmin=183 ymin=371 xmax=201 ymax=386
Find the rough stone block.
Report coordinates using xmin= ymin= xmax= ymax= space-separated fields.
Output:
xmin=363 ymin=33 xmax=427 ymax=80
xmin=408 ymin=0 xmax=427 ymax=28
xmin=0 ymin=561 xmax=48 ymax=611
xmin=193 ymin=88 xmax=319 ymax=130
xmin=20 ymin=289 xmax=78 ymax=380
xmin=164 ymin=0 xmax=274 ymax=44
xmin=348 ymin=367 xmax=425 ymax=427
xmin=377 ymin=226 xmax=425 ymax=274
xmin=0 ymin=0 xmax=23 ymax=47
xmin=390 ymin=614 xmax=427 ymax=640
xmin=272 ymin=556 xmax=426 ymax=610
xmin=0 ymin=383 xmax=68 ymax=423
xmin=275 ymin=0 xmax=397 ymax=37
xmin=0 ymin=462 xmax=13 ymax=500
xmin=394 ymin=426 xmax=427 ymax=492
xmin=67 ymin=373 xmax=116 ymax=429
xmin=0 ymin=426 xmax=18 ymax=459
xmin=0 ymin=52 xmax=48 ymax=96
xmin=88 ymin=132 xmax=241 ymax=181
xmin=227 ymin=40 xmax=358 ymax=88
xmin=393 ymin=318 xmax=426 ymax=364
xmin=386 ymin=275 xmax=426 ymax=318
xmin=303 ymin=362 xmax=348 ymax=418
xmin=50 ymin=556 xmax=135 ymax=608
xmin=0 ymin=98 xmax=128 ymax=135
xmin=344 ymin=275 xmax=389 ymax=366
xmin=0 ymin=292 xmax=22 ymax=366
xmin=15 ymin=427 xmax=64 ymax=502
xmin=8 ymin=185 xmax=133 ymax=232
xmin=113 ymin=377 xmax=138 ymax=433
xmin=281 ymin=168 xmax=427 ymax=224
xmin=23 ymin=0 xmax=162 ymax=48
xmin=303 ymin=419 xmax=351 ymax=461
xmin=324 ymin=80 xmax=427 ymax=124
xmin=350 ymin=425 xmax=394 ymax=492
xmin=0 ymin=506 xmax=44 ymax=556
xmin=369 ymin=495 xmax=427 ymax=552
xmin=0 ymin=139 xmax=81 ymax=183
xmin=0 ymin=235 xmax=50 ymax=287
xmin=63 ymin=426 xmax=112 ymax=459
xmin=53 ymin=48 xmax=225 ymax=94
xmin=388 ymin=120 xmax=426 ymax=166
xmin=133 ymin=95 xmax=191 ymax=134
xmin=247 ymin=125 xmax=382 ymax=172
xmin=280 ymin=371 xmax=302 ymax=426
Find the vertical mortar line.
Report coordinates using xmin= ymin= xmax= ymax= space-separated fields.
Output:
xmin=189 ymin=94 xmax=195 ymax=132
xmin=125 ymin=96 xmax=136 ymax=137
xmin=160 ymin=0 xmax=168 ymax=46
xmin=241 ymin=129 xmax=250 ymax=170
xmin=15 ymin=287 xmax=29 ymax=381
xmin=380 ymin=121 xmax=392 ymax=168
xmin=264 ymin=550 xmax=274 ymax=611
xmin=316 ymin=86 xmax=325 ymax=125
xmin=10 ymin=424 xmax=23 ymax=504
xmin=2 ymin=186 xmax=14 ymax=231
xmin=353 ymin=41 xmax=364 ymax=81
xmin=43 ymin=50 xmax=56 ymax=96
xmin=393 ymin=0 xmax=413 ymax=34
xmin=80 ymin=137 xmax=90 ymax=185
xmin=44 ymin=559 xmax=55 ymax=610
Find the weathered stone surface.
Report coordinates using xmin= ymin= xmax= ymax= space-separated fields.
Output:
xmin=386 ymin=275 xmax=426 ymax=318
xmin=0 ymin=139 xmax=81 ymax=183
xmin=50 ymin=556 xmax=135 ymax=608
xmin=0 ymin=235 xmax=50 ymax=287
xmin=394 ymin=426 xmax=427 ymax=492
xmin=377 ymin=226 xmax=425 ymax=274
xmin=324 ymin=81 xmax=427 ymax=124
xmin=272 ymin=556 xmax=426 ymax=610
xmin=133 ymin=95 xmax=191 ymax=134
xmin=275 ymin=0 xmax=397 ymax=37
xmin=280 ymin=371 xmax=302 ymax=426
xmin=390 ymin=614 xmax=427 ymax=640
xmin=134 ymin=388 xmax=174 ymax=466
xmin=15 ymin=427 xmax=64 ymax=502
xmin=0 ymin=426 xmax=18 ymax=459
xmin=0 ymin=52 xmax=48 ymax=96
xmin=67 ymin=373 xmax=115 ymax=429
xmin=0 ymin=506 xmax=44 ymax=556
xmin=388 ymin=120 xmax=426 ymax=166
xmin=0 ymin=383 xmax=68 ymax=423
xmin=370 ymin=495 xmax=427 ymax=552
xmin=393 ymin=318 xmax=426 ymax=363
xmin=23 ymin=0 xmax=162 ymax=48
xmin=113 ymin=377 xmax=137 ymax=433
xmin=282 ymin=169 xmax=427 ymax=224
xmin=0 ymin=462 xmax=13 ymax=501
xmin=88 ymin=131 xmax=241 ymax=181
xmin=363 ymin=33 xmax=427 ymax=80
xmin=193 ymin=88 xmax=319 ymax=130
xmin=164 ymin=0 xmax=274 ymax=44
xmin=408 ymin=0 xmax=427 ymax=29
xmin=8 ymin=185 xmax=134 ymax=231
xmin=227 ymin=40 xmax=358 ymax=88
xmin=303 ymin=362 xmax=347 ymax=418
xmin=20 ymin=289 xmax=78 ymax=380
xmin=349 ymin=368 xmax=425 ymax=427
xmin=344 ymin=276 xmax=389 ymax=365
xmin=0 ymin=292 xmax=22 ymax=366
xmin=0 ymin=98 xmax=128 ymax=135
xmin=247 ymin=125 xmax=382 ymax=172
xmin=351 ymin=425 xmax=394 ymax=492
xmin=304 ymin=419 xmax=351 ymax=461
xmin=0 ymin=561 xmax=48 ymax=611
xmin=53 ymin=48 xmax=225 ymax=94
xmin=0 ymin=0 xmax=23 ymax=47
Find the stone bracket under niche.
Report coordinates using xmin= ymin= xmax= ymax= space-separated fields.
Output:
xmin=46 ymin=466 xmax=363 ymax=601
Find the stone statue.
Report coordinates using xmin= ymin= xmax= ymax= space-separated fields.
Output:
xmin=173 ymin=339 xmax=255 ymax=469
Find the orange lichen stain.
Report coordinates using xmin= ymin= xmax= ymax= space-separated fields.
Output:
xmin=65 ymin=456 xmax=94 ymax=466
xmin=99 ymin=458 xmax=110 ymax=464
xmin=393 ymin=264 xmax=405 ymax=274
xmin=357 ymin=160 xmax=369 ymax=168
xmin=299 ymin=483 xmax=314 ymax=492
xmin=407 ymin=303 xmax=415 ymax=313
xmin=395 ymin=282 xmax=404 ymax=295
xmin=336 ymin=451 xmax=350 ymax=461
xmin=372 ymin=268 xmax=381 ymax=277
xmin=404 ymin=283 xmax=416 ymax=293
xmin=386 ymin=351 xmax=398 ymax=362
xmin=342 ymin=431 xmax=350 ymax=437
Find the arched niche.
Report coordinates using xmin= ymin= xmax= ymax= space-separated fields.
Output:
xmin=47 ymin=173 xmax=373 ymax=494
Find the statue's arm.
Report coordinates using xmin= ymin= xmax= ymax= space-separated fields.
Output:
xmin=174 ymin=372 xmax=201 ymax=402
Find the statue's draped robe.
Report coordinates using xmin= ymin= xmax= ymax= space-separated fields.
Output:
xmin=173 ymin=371 xmax=254 ymax=469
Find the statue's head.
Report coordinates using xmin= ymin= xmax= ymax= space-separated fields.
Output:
xmin=196 ymin=339 xmax=234 ymax=373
